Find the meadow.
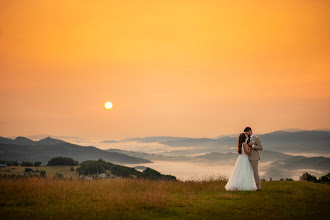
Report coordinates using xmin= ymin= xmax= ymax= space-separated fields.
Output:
xmin=0 ymin=175 xmax=329 ymax=219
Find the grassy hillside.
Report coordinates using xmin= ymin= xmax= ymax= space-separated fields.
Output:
xmin=0 ymin=177 xmax=329 ymax=219
xmin=0 ymin=164 xmax=176 ymax=181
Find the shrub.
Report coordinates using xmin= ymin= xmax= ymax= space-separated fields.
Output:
xmin=24 ymin=168 xmax=33 ymax=173
xmin=55 ymin=173 xmax=63 ymax=178
xmin=40 ymin=170 xmax=46 ymax=177
xmin=34 ymin=161 xmax=42 ymax=167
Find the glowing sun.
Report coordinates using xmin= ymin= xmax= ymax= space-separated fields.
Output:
xmin=104 ymin=101 xmax=113 ymax=109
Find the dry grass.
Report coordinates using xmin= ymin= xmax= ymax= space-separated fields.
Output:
xmin=0 ymin=174 xmax=329 ymax=219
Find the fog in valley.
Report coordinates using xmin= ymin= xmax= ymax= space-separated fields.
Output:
xmin=13 ymin=130 xmax=329 ymax=181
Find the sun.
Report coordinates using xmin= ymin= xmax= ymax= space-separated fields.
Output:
xmin=104 ymin=101 xmax=113 ymax=109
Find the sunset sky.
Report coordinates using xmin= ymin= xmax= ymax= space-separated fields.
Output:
xmin=1 ymin=0 xmax=329 ymax=140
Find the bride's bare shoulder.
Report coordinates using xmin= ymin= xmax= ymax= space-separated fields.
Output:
xmin=242 ymin=142 xmax=249 ymax=153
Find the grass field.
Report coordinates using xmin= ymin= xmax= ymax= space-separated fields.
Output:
xmin=0 ymin=175 xmax=329 ymax=219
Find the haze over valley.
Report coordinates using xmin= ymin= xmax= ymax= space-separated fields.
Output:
xmin=2 ymin=129 xmax=329 ymax=181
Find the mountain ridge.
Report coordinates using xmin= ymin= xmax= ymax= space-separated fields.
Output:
xmin=0 ymin=136 xmax=69 ymax=145
xmin=0 ymin=136 xmax=152 ymax=165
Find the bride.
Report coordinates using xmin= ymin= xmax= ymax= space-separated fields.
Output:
xmin=224 ymin=132 xmax=257 ymax=191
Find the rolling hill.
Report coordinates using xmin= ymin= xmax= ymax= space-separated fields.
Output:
xmin=101 ymin=136 xmax=189 ymax=143
xmin=106 ymin=148 xmax=293 ymax=163
xmin=0 ymin=136 xmax=152 ymax=165
xmin=262 ymin=156 xmax=330 ymax=180
xmin=157 ymin=130 xmax=330 ymax=154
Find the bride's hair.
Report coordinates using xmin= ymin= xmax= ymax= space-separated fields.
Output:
xmin=238 ymin=133 xmax=246 ymax=154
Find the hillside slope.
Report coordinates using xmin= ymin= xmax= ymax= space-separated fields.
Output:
xmin=0 ymin=137 xmax=152 ymax=165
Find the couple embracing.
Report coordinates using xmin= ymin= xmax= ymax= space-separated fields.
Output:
xmin=225 ymin=127 xmax=263 ymax=191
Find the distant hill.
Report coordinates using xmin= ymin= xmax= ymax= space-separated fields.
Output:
xmin=100 ymin=140 xmax=121 ymax=143
xmin=104 ymin=136 xmax=189 ymax=143
xmin=107 ymin=149 xmax=151 ymax=158
xmin=0 ymin=136 xmax=68 ymax=145
xmin=278 ymin=128 xmax=305 ymax=132
xmin=262 ymin=156 xmax=330 ymax=180
xmin=314 ymin=129 xmax=330 ymax=132
xmin=269 ymin=156 xmax=330 ymax=170
xmin=101 ymin=130 xmax=330 ymax=155
xmin=255 ymin=150 xmax=293 ymax=161
xmin=106 ymin=148 xmax=293 ymax=163
xmin=161 ymin=137 xmax=218 ymax=147
xmin=106 ymin=148 xmax=192 ymax=161
xmin=194 ymin=150 xmax=293 ymax=163
xmin=157 ymin=130 xmax=330 ymax=154
xmin=0 ymin=136 xmax=152 ymax=165
xmin=257 ymin=131 xmax=330 ymax=153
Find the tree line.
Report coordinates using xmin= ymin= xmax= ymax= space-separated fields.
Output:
xmin=0 ymin=157 xmax=79 ymax=167
xmin=77 ymin=159 xmax=177 ymax=181
xmin=46 ymin=157 xmax=79 ymax=166
xmin=300 ymin=172 xmax=330 ymax=184
xmin=0 ymin=160 xmax=42 ymax=167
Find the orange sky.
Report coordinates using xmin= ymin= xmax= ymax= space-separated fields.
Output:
xmin=0 ymin=0 xmax=329 ymax=140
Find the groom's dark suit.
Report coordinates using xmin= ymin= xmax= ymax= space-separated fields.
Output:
xmin=247 ymin=134 xmax=263 ymax=189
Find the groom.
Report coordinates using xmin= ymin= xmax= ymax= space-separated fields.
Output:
xmin=244 ymin=127 xmax=263 ymax=190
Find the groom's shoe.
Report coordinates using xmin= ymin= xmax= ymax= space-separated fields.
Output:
xmin=256 ymin=189 xmax=261 ymax=191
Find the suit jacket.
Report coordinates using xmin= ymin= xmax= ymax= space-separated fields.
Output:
xmin=248 ymin=135 xmax=263 ymax=161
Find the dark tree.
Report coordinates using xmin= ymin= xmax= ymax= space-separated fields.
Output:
xmin=319 ymin=173 xmax=330 ymax=184
xmin=138 ymin=168 xmax=177 ymax=181
xmin=40 ymin=170 xmax=46 ymax=177
xmin=21 ymin=161 xmax=34 ymax=167
xmin=300 ymin=172 xmax=318 ymax=183
xmin=4 ymin=161 xmax=19 ymax=166
xmin=47 ymin=157 xmax=76 ymax=166
xmin=138 ymin=168 xmax=162 ymax=180
xmin=34 ymin=161 xmax=42 ymax=167
xmin=76 ymin=161 xmax=106 ymax=175
xmin=24 ymin=168 xmax=33 ymax=173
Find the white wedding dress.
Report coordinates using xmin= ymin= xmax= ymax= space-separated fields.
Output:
xmin=224 ymin=141 xmax=257 ymax=191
